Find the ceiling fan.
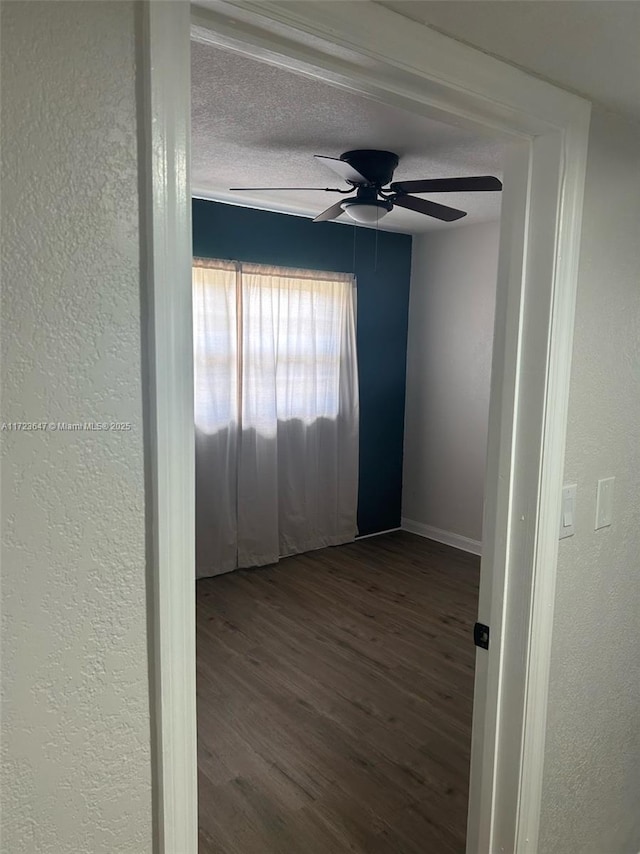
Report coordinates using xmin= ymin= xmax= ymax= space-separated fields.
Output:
xmin=230 ymin=149 xmax=502 ymax=224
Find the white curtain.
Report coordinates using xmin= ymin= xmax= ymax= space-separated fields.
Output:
xmin=194 ymin=259 xmax=359 ymax=578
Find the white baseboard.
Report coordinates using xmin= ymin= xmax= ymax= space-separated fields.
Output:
xmin=356 ymin=526 xmax=402 ymax=540
xmin=401 ymin=518 xmax=482 ymax=556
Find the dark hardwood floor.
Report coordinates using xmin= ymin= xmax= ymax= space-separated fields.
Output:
xmin=197 ymin=530 xmax=480 ymax=854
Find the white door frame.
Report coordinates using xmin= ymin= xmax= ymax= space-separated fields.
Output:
xmin=142 ymin=2 xmax=591 ymax=852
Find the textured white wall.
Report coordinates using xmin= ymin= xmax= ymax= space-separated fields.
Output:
xmin=539 ymin=109 xmax=640 ymax=853
xmin=1 ymin=3 xmax=152 ymax=852
xmin=402 ymin=221 xmax=499 ymax=544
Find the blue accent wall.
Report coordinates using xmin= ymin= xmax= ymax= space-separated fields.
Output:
xmin=192 ymin=198 xmax=412 ymax=536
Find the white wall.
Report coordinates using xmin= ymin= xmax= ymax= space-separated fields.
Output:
xmin=539 ymin=108 xmax=640 ymax=854
xmin=401 ymin=221 xmax=499 ymax=551
xmin=1 ymin=3 xmax=152 ymax=852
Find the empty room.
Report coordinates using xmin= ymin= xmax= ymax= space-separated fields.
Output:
xmin=191 ymin=39 xmax=502 ymax=853
xmin=5 ymin=1 xmax=640 ymax=852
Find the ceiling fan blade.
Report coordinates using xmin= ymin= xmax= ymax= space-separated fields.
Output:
xmin=314 ymin=155 xmax=369 ymax=185
xmin=313 ymin=199 xmax=347 ymax=223
xmin=390 ymin=176 xmax=503 ymax=194
xmin=392 ymin=194 xmax=466 ymax=222
xmin=229 ymin=186 xmax=345 ymax=192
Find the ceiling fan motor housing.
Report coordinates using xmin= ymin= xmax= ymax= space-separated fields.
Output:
xmin=340 ymin=150 xmax=399 ymax=186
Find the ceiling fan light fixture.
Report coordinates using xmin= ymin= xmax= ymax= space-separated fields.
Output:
xmin=341 ymin=200 xmax=392 ymax=224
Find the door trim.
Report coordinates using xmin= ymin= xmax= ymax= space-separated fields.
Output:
xmin=139 ymin=4 xmax=197 ymax=853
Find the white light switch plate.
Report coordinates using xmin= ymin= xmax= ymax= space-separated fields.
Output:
xmin=559 ymin=483 xmax=576 ymax=539
xmin=595 ymin=476 xmax=615 ymax=529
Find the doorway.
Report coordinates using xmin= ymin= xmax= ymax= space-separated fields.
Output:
xmin=140 ymin=4 xmax=591 ymax=852
xmin=190 ymin=38 xmax=503 ymax=849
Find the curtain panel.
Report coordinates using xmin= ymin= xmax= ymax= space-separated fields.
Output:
xmin=194 ymin=259 xmax=359 ymax=578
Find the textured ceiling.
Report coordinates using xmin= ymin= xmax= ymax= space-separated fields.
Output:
xmin=191 ymin=41 xmax=504 ymax=234
xmin=380 ymin=1 xmax=640 ymax=124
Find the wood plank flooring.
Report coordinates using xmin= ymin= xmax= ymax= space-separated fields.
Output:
xmin=197 ymin=530 xmax=480 ymax=854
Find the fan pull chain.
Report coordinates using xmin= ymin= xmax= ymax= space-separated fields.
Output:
xmin=374 ymin=208 xmax=379 ymax=273
xmin=352 ymin=222 xmax=357 ymax=273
